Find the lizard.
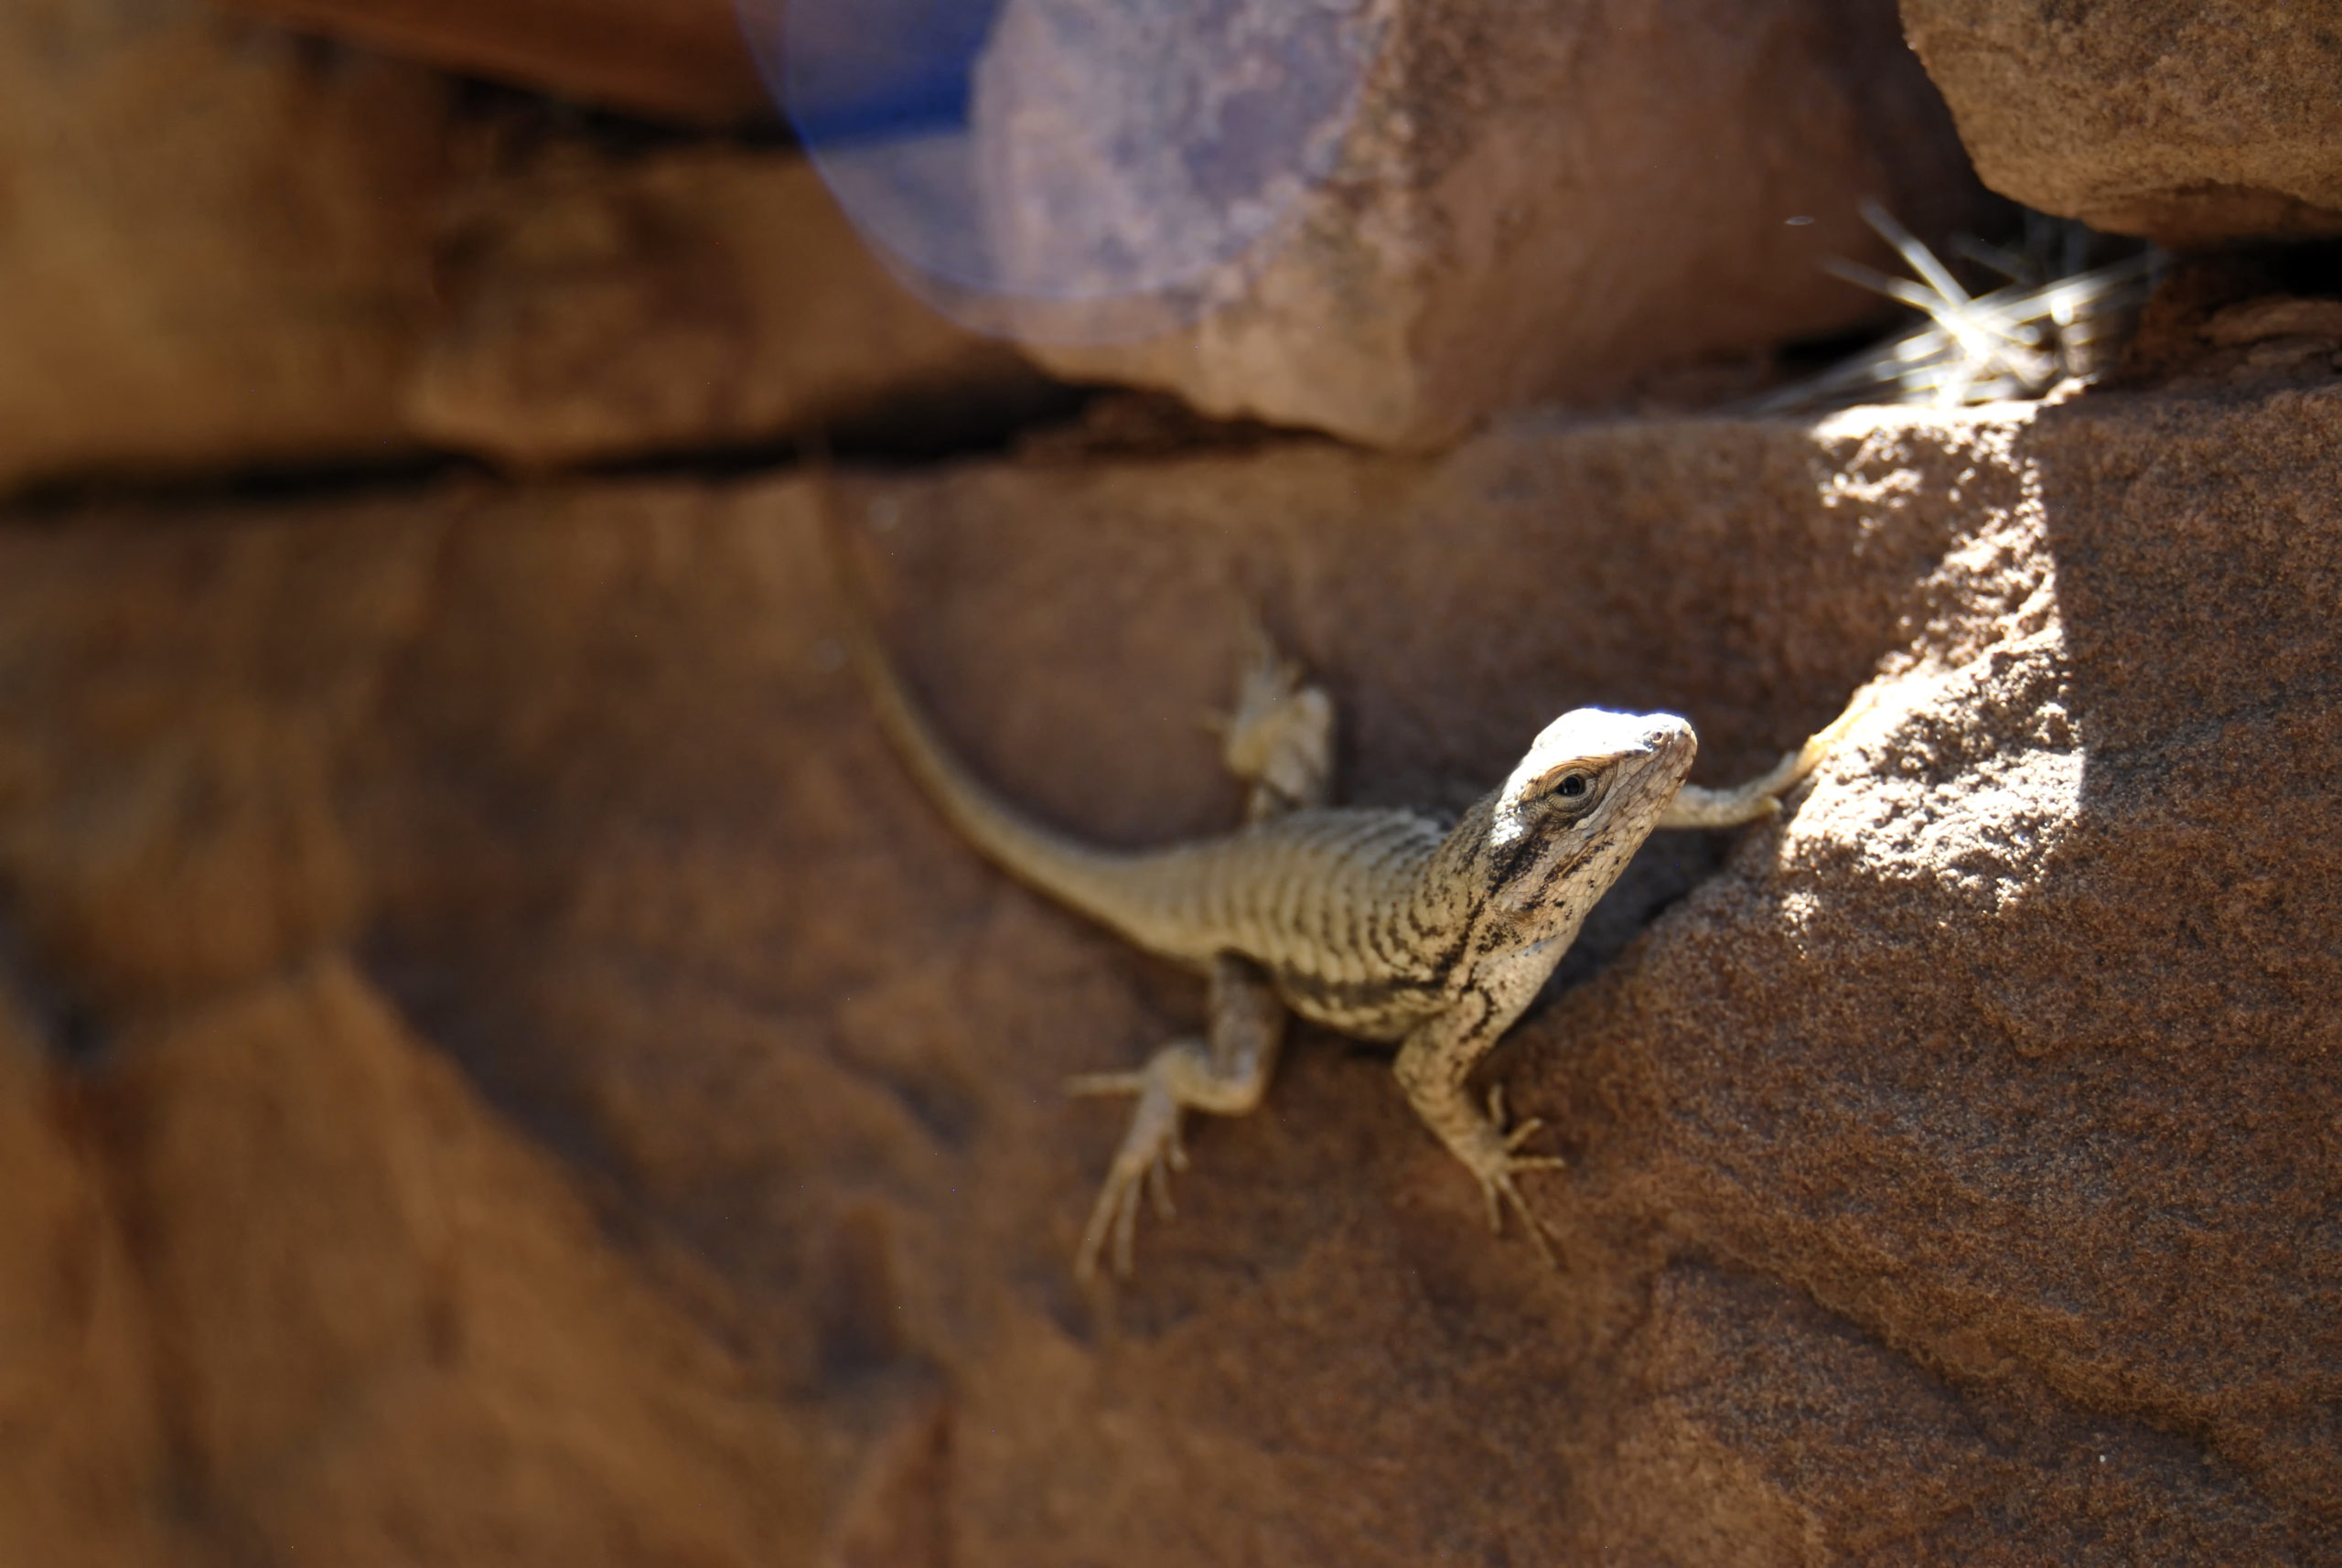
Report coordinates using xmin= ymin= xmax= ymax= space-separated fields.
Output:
xmin=823 ymin=488 xmax=1869 ymax=1281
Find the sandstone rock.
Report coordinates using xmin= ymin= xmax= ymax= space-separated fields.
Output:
xmin=0 ymin=948 xmax=836 ymax=1564
xmin=2 ymin=345 xmax=2335 ymax=1560
xmin=2111 ymin=252 xmax=2342 ymax=393
xmin=0 ymin=0 xmax=450 ymax=493
xmin=1903 ymin=0 xmax=2342 ymax=245
xmin=0 ymin=1008 xmax=168 ymax=1568
xmin=0 ymin=508 xmax=429 ymax=1010
xmin=85 ymin=958 xmax=831 ymax=1565
xmin=409 ymin=149 xmax=1059 ymax=470
xmin=0 ymin=0 xmax=1057 ymax=495
xmin=214 ymin=0 xmax=770 ymax=124
xmin=988 ymin=0 xmax=1988 ymax=448
xmin=2204 ymin=295 xmax=2342 ymax=349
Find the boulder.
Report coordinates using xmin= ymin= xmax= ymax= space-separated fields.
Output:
xmin=86 ymin=959 xmax=830 ymax=1565
xmin=0 ymin=505 xmax=414 ymax=1010
xmin=212 ymin=0 xmax=770 ymax=124
xmin=1 ymin=337 xmax=2335 ymax=1560
xmin=0 ymin=0 xmax=1051 ymax=496
xmin=0 ymin=951 xmax=836 ymax=1565
xmin=1903 ymin=0 xmax=2342 ymax=245
xmin=409 ymin=150 xmax=1059 ymax=470
xmin=0 ymin=1009 xmax=168 ymax=1568
xmin=994 ymin=0 xmax=1989 ymax=448
xmin=0 ymin=0 xmax=450 ymax=493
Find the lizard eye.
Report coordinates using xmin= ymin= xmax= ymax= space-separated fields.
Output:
xmin=1555 ymin=773 xmax=1590 ymax=799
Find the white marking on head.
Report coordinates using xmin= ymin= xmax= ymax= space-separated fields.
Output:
xmin=1488 ymin=708 xmax=1696 ymax=849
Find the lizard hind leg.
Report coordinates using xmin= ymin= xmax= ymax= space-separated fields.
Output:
xmin=1211 ymin=611 xmax=1337 ymax=821
xmin=1068 ymin=619 xmax=1322 ymax=1282
xmin=1067 ymin=954 xmax=1287 ymax=1282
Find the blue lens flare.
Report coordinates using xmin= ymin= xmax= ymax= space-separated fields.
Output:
xmin=737 ymin=0 xmax=1380 ymax=343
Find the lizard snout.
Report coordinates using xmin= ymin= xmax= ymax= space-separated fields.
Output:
xmin=1636 ymin=714 xmax=1697 ymax=763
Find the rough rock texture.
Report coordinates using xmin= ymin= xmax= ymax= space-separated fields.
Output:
xmin=0 ymin=912 xmax=838 ymax=1559
xmin=1903 ymin=0 xmax=2342 ymax=245
xmin=3 ymin=338 xmax=2337 ymax=1561
xmin=215 ymin=0 xmax=771 ymax=124
xmin=0 ymin=0 xmax=1047 ymax=495
xmin=410 ymin=150 xmax=1059 ymax=469
xmin=2107 ymin=251 xmax=2342 ymax=392
xmin=0 ymin=1007 xmax=168 ymax=1568
xmin=1001 ymin=0 xmax=1989 ymax=449
xmin=92 ymin=960 xmax=831 ymax=1566
xmin=0 ymin=0 xmax=452 ymax=493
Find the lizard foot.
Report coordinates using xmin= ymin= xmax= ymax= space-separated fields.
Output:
xmin=1064 ymin=975 xmax=1281 ymax=1283
xmin=1207 ymin=612 xmax=1333 ymax=818
xmin=1068 ymin=1053 xmax=1195 ymax=1282
xmin=1459 ymin=1085 xmax=1567 ymax=1266
xmin=1659 ymin=679 xmax=1885 ymax=830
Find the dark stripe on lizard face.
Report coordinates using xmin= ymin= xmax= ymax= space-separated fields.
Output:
xmin=1474 ymin=837 xmax=1600 ymax=953
xmin=1485 ymin=812 xmax=1598 ymax=894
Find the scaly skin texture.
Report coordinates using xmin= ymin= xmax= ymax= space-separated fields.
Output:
xmin=829 ymin=499 xmax=1863 ymax=1279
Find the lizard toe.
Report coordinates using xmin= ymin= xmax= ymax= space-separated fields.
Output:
xmin=1469 ymin=1164 xmax=1560 ymax=1266
xmin=1074 ymin=1078 xmax=1188 ymax=1282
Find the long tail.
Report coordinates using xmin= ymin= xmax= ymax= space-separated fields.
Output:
xmin=812 ymin=467 xmax=1183 ymax=947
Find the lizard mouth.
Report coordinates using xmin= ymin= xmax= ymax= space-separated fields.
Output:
xmin=1638 ymin=717 xmax=1698 ymax=780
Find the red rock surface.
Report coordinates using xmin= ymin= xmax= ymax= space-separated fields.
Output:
xmin=2 ymin=342 xmax=2336 ymax=1560
xmin=0 ymin=0 xmax=1046 ymax=495
xmin=0 ymin=0 xmax=450 ymax=492
xmin=0 ymin=951 xmax=834 ymax=1563
xmin=408 ymin=151 xmax=1057 ymax=470
xmin=1904 ymin=0 xmax=2342 ymax=245
xmin=0 ymin=1007 xmax=168 ymax=1568
xmin=213 ymin=0 xmax=771 ymax=124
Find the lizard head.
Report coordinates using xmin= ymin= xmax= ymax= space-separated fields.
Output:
xmin=1482 ymin=708 xmax=1696 ymax=918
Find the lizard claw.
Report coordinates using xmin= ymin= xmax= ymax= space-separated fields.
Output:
xmin=1073 ymin=1068 xmax=1189 ymax=1282
xmin=1069 ymin=1024 xmax=1268 ymax=1283
xmin=1464 ymin=1083 xmax=1567 ymax=1264
xmin=1470 ymin=1157 xmax=1562 ymax=1266
xmin=1147 ymin=1140 xmax=1181 ymax=1219
xmin=1486 ymin=1083 xmax=1565 ymax=1158
xmin=1657 ymin=678 xmax=1886 ymax=831
xmin=1762 ymin=677 xmax=1883 ymax=798
xmin=1217 ymin=615 xmax=1334 ymax=817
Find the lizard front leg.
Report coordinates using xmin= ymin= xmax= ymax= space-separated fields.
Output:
xmin=1069 ymin=954 xmax=1287 ymax=1280
xmin=1391 ymin=1005 xmax=1567 ymax=1264
xmin=1659 ymin=682 xmax=1876 ymax=829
